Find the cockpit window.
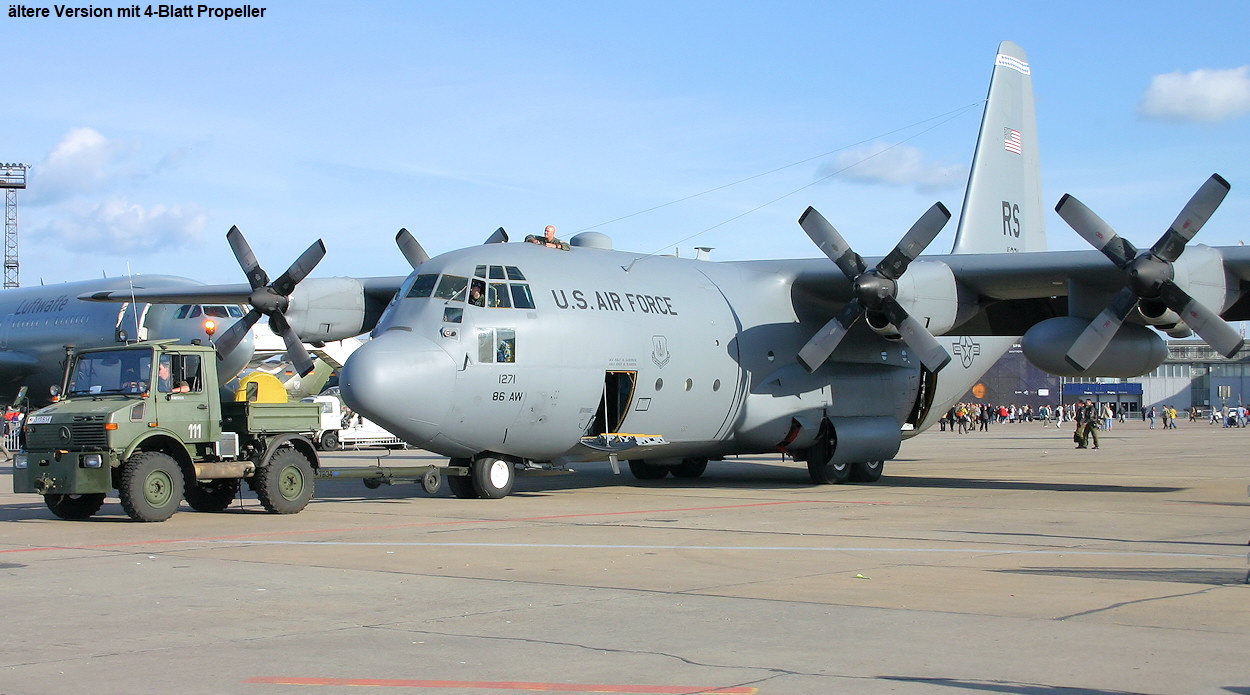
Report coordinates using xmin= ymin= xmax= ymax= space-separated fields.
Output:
xmin=435 ymin=275 xmax=468 ymax=301
xmin=474 ymin=265 xmax=487 ymax=279
xmin=488 ymin=283 xmax=511 ymax=308
xmin=175 ymin=305 xmax=191 ymax=319
xmin=407 ymin=274 xmax=439 ymax=298
xmin=228 ymin=305 xmax=244 ymax=318
xmin=203 ymin=306 xmax=230 ymax=318
xmin=510 ymin=284 xmax=535 ymax=309
xmin=488 ymin=265 xmax=506 ymax=280
xmin=506 ymin=266 xmax=526 ymax=281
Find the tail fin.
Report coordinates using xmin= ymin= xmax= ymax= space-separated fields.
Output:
xmin=950 ymin=41 xmax=1046 ymax=254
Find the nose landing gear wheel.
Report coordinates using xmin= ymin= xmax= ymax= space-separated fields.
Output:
xmin=472 ymin=456 xmax=515 ymax=498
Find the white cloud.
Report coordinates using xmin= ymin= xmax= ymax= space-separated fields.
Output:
xmin=1138 ymin=66 xmax=1250 ymax=123
xmin=817 ymin=142 xmax=964 ymax=192
xmin=37 ymin=197 xmax=207 ymax=255
xmin=26 ymin=127 xmax=128 ymax=205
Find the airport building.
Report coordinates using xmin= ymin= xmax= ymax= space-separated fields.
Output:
xmin=962 ymin=340 xmax=1250 ymax=416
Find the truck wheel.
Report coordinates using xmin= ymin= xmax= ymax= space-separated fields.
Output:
xmin=44 ymin=493 xmax=106 ymax=520
xmin=184 ymin=479 xmax=241 ymax=512
xmin=421 ymin=468 xmax=441 ymax=495
xmin=471 ymin=456 xmax=514 ymax=499
xmin=119 ymin=452 xmax=185 ymax=522
xmin=319 ymin=430 xmax=340 ymax=452
xmin=255 ymin=448 xmax=315 ymax=514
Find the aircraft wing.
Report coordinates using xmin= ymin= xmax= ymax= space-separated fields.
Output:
xmin=80 ymin=276 xmax=408 ymax=305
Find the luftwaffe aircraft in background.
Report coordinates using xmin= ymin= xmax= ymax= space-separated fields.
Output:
xmin=0 ymin=275 xmax=257 ymax=406
xmin=84 ymin=41 xmax=1250 ymax=499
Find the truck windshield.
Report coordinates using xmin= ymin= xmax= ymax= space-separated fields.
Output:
xmin=68 ymin=350 xmax=152 ymax=397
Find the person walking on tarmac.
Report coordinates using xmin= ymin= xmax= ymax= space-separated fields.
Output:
xmin=1075 ymin=399 xmax=1100 ymax=450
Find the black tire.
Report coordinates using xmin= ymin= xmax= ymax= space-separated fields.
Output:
xmin=119 ymin=451 xmax=185 ymax=522
xmin=446 ymin=458 xmax=476 ymax=498
xmin=849 ymin=460 xmax=884 ymax=483
xmin=318 ymin=430 xmax=340 ymax=452
xmin=363 ymin=477 xmax=383 ymax=489
xmin=671 ymin=459 xmax=708 ymax=479
xmin=44 ymin=493 xmax=106 ymax=520
xmin=808 ymin=458 xmax=851 ymax=484
xmin=184 ymin=478 xmax=241 ymax=512
xmin=471 ymin=456 xmax=514 ymax=499
xmin=447 ymin=474 xmax=476 ymax=498
xmin=255 ymin=447 xmax=315 ymax=514
xmin=628 ymin=459 xmax=668 ymax=480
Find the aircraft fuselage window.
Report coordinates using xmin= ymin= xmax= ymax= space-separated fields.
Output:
xmin=435 ymin=275 xmax=468 ymax=301
xmin=406 ymin=274 xmax=439 ymax=298
xmin=476 ymin=328 xmax=517 ymax=364
xmin=443 ymin=307 xmax=463 ymax=324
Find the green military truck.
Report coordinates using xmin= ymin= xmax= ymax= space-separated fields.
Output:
xmin=13 ymin=340 xmax=321 ymax=522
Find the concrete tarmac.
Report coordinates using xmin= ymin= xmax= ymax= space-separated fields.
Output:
xmin=2 ymin=420 xmax=1248 ymax=694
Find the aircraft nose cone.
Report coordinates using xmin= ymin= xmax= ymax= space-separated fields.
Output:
xmin=340 ymin=333 xmax=457 ymax=448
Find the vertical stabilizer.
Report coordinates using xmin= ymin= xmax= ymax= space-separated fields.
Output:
xmin=951 ymin=41 xmax=1045 ymax=254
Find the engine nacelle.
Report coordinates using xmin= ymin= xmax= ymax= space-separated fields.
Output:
xmin=883 ymin=260 xmax=961 ymax=336
xmin=285 ymin=277 xmax=367 ymax=343
xmin=1021 ymin=316 xmax=1167 ymax=377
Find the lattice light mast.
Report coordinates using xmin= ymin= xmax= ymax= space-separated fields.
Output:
xmin=0 ymin=163 xmax=28 ymax=289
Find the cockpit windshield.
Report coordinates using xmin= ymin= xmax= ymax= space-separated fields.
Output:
xmin=404 ymin=268 xmax=535 ymax=310
xmin=67 ymin=350 xmax=152 ymax=397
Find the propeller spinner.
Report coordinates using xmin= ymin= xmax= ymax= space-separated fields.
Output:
xmin=213 ymin=226 xmax=327 ymax=377
xmin=797 ymin=203 xmax=953 ymax=374
xmin=1056 ymin=174 xmax=1240 ymax=371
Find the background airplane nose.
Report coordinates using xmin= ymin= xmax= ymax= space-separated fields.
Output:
xmin=339 ymin=333 xmax=456 ymax=443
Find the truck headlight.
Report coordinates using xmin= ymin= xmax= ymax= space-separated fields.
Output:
xmin=14 ymin=453 xmax=27 ymax=469
xmin=82 ymin=454 xmax=103 ymax=469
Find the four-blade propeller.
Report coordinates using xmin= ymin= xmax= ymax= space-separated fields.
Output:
xmin=214 ymin=226 xmax=327 ymax=377
xmin=1056 ymin=174 xmax=1240 ymax=371
xmin=797 ymin=202 xmax=953 ymax=374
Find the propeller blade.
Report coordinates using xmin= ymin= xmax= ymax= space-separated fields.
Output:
xmin=797 ymin=300 xmax=862 ymax=373
xmin=269 ymin=313 xmax=317 ymax=377
xmin=875 ymin=296 xmax=951 ymax=372
xmin=213 ymin=308 xmax=262 ymax=360
xmin=227 ymin=226 xmax=269 ymax=290
xmin=1064 ymin=288 xmax=1140 ymax=371
xmin=877 ymin=202 xmax=950 ymax=280
xmin=1055 ymin=194 xmax=1137 ymax=269
xmin=270 ymin=240 xmax=326 ymax=297
xmin=395 ymin=228 xmax=430 ymax=268
xmin=1156 ymin=281 xmax=1245 ymax=358
xmin=798 ymin=206 xmax=865 ymax=280
xmin=484 ymin=227 xmax=508 ymax=245
xmin=1150 ymin=174 xmax=1231 ymax=262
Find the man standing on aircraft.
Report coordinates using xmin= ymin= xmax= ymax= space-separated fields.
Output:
xmin=524 ymin=225 xmax=570 ymax=250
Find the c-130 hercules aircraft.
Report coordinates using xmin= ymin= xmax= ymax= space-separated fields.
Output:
xmin=85 ymin=42 xmax=1250 ymax=498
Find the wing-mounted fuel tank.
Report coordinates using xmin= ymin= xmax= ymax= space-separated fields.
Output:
xmin=285 ymin=278 xmax=367 ymax=343
xmin=1021 ymin=317 xmax=1168 ymax=377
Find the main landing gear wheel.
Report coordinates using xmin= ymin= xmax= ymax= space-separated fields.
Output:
xmin=119 ymin=451 xmax=185 ymax=522
xmin=849 ymin=460 xmax=884 ymax=483
xmin=44 ymin=493 xmax=106 ymax=520
xmin=628 ymin=460 xmax=669 ymax=480
xmin=471 ymin=456 xmax=514 ymax=499
xmin=184 ymin=478 xmax=241 ymax=512
xmin=255 ymin=448 xmax=315 ymax=514
xmin=807 ymin=458 xmax=852 ymax=484
xmin=671 ymin=459 xmax=708 ymax=479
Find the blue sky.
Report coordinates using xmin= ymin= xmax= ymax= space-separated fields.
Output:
xmin=3 ymin=1 xmax=1249 ymax=286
